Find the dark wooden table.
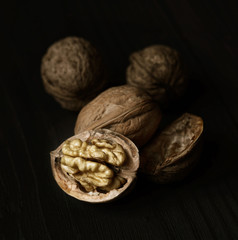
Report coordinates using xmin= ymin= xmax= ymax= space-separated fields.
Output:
xmin=1 ymin=1 xmax=238 ymax=239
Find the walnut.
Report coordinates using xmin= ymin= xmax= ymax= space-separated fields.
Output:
xmin=74 ymin=85 xmax=162 ymax=147
xmin=126 ymin=45 xmax=187 ymax=107
xmin=139 ymin=113 xmax=203 ymax=183
xmin=41 ymin=36 xmax=106 ymax=111
xmin=61 ymin=138 xmax=126 ymax=192
xmin=62 ymin=138 xmax=126 ymax=167
xmin=51 ymin=129 xmax=139 ymax=203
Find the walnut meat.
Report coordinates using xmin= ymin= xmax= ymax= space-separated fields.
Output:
xmin=41 ymin=36 xmax=106 ymax=111
xmin=140 ymin=113 xmax=203 ymax=183
xmin=51 ymin=129 xmax=139 ymax=203
xmin=126 ymin=45 xmax=187 ymax=106
xmin=74 ymin=85 xmax=162 ymax=147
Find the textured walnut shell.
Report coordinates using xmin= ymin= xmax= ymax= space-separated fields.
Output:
xmin=41 ymin=36 xmax=106 ymax=111
xmin=51 ymin=129 xmax=139 ymax=203
xmin=126 ymin=45 xmax=187 ymax=107
xmin=74 ymin=85 xmax=162 ymax=147
xmin=140 ymin=113 xmax=203 ymax=183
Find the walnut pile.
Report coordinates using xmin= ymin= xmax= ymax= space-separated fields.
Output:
xmin=126 ymin=45 xmax=187 ymax=107
xmin=48 ymin=40 xmax=204 ymax=203
xmin=41 ymin=36 xmax=106 ymax=111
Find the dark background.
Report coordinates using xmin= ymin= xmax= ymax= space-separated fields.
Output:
xmin=1 ymin=0 xmax=238 ymax=239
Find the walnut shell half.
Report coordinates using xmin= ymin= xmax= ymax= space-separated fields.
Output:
xmin=140 ymin=113 xmax=203 ymax=183
xmin=51 ymin=129 xmax=139 ymax=203
xmin=74 ymin=85 xmax=162 ymax=147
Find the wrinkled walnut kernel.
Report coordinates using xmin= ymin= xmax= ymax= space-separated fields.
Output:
xmin=60 ymin=138 xmax=126 ymax=192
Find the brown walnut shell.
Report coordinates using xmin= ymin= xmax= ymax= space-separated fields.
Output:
xmin=41 ymin=36 xmax=106 ymax=111
xmin=126 ymin=45 xmax=187 ymax=107
xmin=140 ymin=113 xmax=203 ymax=183
xmin=74 ymin=85 xmax=162 ymax=147
xmin=51 ymin=129 xmax=139 ymax=203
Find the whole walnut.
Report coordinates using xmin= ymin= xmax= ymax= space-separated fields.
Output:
xmin=74 ymin=85 xmax=162 ymax=147
xmin=41 ymin=36 xmax=106 ymax=111
xmin=140 ymin=113 xmax=203 ymax=183
xmin=126 ymin=45 xmax=187 ymax=107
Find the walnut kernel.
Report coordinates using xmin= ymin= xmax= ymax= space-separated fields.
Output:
xmin=60 ymin=138 xmax=126 ymax=192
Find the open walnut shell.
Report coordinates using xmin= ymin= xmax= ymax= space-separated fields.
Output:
xmin=140 ymin=113 xmax=203 ymax=183
xmin=51 ymin=129 xmax=139 ymax=203
xmin=74 ymin=85 xmax=161 ymax=147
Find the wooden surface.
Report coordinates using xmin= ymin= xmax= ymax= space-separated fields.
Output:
xmin=1 ymin=0 xmax=238 ymax=239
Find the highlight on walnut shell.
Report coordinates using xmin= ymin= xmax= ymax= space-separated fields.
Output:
xmin=41 ymin=36 xmax=107 ymax=111
xmin=50 ymin=129 xmax=139 ymax=203
xmin=126 ymin=45 xmax=187 ymax=107
xmin=74 ymin=85 xmax=162 ymax=147
xmin=139 ymin=113 xmax=203 ymax=183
